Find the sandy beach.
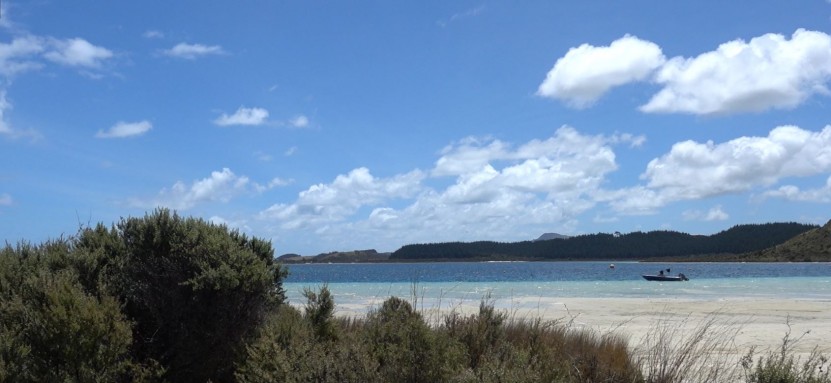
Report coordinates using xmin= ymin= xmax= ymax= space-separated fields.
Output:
xmin=518 ymin=298 xmax=830 ymax=355
xmin=328 ymin=297 xmax=831 ymax=357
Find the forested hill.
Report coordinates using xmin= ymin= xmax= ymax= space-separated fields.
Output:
xmin=389 ymin=222 xmax=818 ymax=261
xmin=712 ymin=219 xmax=831 ymax=262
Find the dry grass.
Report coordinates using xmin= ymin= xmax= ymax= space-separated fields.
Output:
xmin=633 ymin=312 xmax=745 ymax=382
xmin=271 ymin=288 xmax=831 ymax=383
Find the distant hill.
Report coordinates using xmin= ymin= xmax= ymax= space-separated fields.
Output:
xmin=535 ymin=233 xmax=570 ymax=241
xmin=278 ymin=249 xmax=390 ymax=263
xmin=721 ymin=220 xmax=831 ymax=262
xmin=389 ymin=222 xmax=819 ymax=261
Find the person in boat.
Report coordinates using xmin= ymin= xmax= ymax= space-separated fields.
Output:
xmin=658 ymin=270 xmax=664 ymax=276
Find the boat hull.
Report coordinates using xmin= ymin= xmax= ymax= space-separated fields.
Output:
xmin=642 ymin=274 xmax=688 ymax=282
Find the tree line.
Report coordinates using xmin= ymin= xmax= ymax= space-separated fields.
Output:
xmin=390 ymin=222 xmax=818 ymax=261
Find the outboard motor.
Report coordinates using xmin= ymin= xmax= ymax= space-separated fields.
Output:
xmin=679 ymin=273 xmax=688 ymax=281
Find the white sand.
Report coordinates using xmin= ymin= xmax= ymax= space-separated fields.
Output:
xmin=330 ymin=297 xmax=831 ymax=356
xmin=518 ymin=298 xmax=830 ymax=355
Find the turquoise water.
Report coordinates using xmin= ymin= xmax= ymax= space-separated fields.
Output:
xmin=282 ymin=262 xmax=831 ymax=311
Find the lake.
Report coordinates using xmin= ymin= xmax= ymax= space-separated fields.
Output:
xmin=282 ymin=261 xmax=831 ymax=313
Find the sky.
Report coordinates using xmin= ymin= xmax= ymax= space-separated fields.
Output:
xmin=2 ymin=1 xmax=831 ymax=256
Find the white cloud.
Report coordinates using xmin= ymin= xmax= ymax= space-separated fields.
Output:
xmin=44 ymin=37 xmax=113 ymax=68
xmin=611 ymin=125 xmax=831 ymax=214
xmin=214 ymin=107 xmax=269 ymax=126
xmin=95 ymin=120 xmax=152 ymax=138
xmin=0 ymin=2 xmax=13 ymax=30
xmin=260 ymin=167 xmax=426 ymax=229
xmin=289 ymin=115 xmax=309 ymax=128
xmin=143 ymin=30 xmax=164 ymax=39
xmin=434 ymin=126 xmax=618 ymax=196
xmin=284 ymin=146 xmax=298 ymax=156
xmin=682 ymin=205 xmax=729 ymax=221
xmin=254 ymin=151 xmax=272 ymax=161
xmin=642 ymin=29 xmax=831 ymax=115
xmin=129 ymin=168 xmax=256 ymax=210
xmin=645 ymin=125 xmax=831 ymax=195
xmin=259 ymin=127 xmax=631 ymax=247
xmin=268 ymin=177 xmax=294 ymax=188
xmin=208 ymin=216 xmax=252 ymax=233
xmin=0 ymin=90 xmax=39 ymax=140
xmin=537 ymin=35 xmax=665 ymax=108
xmin=0 ymin=91 xmax=12 ymax=135
xmin=0 ymin=193 xmax=11 ymax=206
xmin=762 ymin=176 xmax=831 ymax=203
xmin=438 ymin=5 xmax=485 ymax=27
xmin=163 ymin=43 xmax=225 ymax=59
xmin=0 ymin=35 xmax=45 ymax=77
xmin=433 ymin=136 xmax=509 ymax=176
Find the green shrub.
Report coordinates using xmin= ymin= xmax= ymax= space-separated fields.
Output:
xmin=0 ymin=242 xmax=159 ymax=382
xmin=237 ymin=299 xmax=380 ymax=383
xmin=75 ymin=208 xmax=288 ymax=382
xmin=303 ymin=284 xmax=338 ymax=342
xmin=363 ymin=296 xmax=464 ymax=383
xmin=444 ymin=298 xmax=507 ymax=370
xmin=741 ymin=333 xmax=831 ymax=383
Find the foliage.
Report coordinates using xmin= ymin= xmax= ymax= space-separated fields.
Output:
xmin=390 ymin=222 xmax=818 ymax=261
xmin=3 ymin=212 xmax=829 ymax=382
xmin=729 ymin=219 xmax=831 ymax=262
xmin=443 ymin=297 xmax=507 ymax=370
xmin=0 ymin=241 xmax=159 ymax=382
xmin=362 ymin=296 xmax=465 ymax=382
xmin=740 ymin=325 xmax=831 ymax=383
xmin=74 ymin=208 xmax=288 ymax=382
xmin=302 ymin=284 xmax=338 ymax=341
xmin=236 ymin=292 xmax=380 ymax=383
xmin=0 ymin=209 xmax=288 ymax=383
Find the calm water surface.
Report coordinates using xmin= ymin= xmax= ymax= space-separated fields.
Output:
xmin=282 ymin=262 xmax=831 ymax=311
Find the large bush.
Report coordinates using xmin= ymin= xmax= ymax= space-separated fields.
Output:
xmin=0 ymin=241 xmax=151 ymax=382
xmin=75 ymin=209 xmax=288 ymax=382
xmin=1 ymin=209 xmax=288 ymax=383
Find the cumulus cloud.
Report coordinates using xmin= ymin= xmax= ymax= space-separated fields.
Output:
xmin=214 ymin=107 xmax=269 ymax=126
xmin=434 ymin=126 xmax=619 ymax=196
xmin=128 ymin=168 xmax=258 ymax=210
xmin=0 ymin=193 xmax=11 ymax=206
xmin=642 ymin=29 xmax=831 ymax=115
xmin=762 ymin=176 xmax=831 ymax=203
xmin=95 ymin=120 xmax=152 ymax=138
xmin=537 ymin=35 xmax=665 ymax=108
xmin=259 ymin=127 xmax=632 ymax=248
xmin=610 ymin=125 xmax=831 ymax=214
xmin=540 ymin=29 xmax=831 ymax=115
xmin=260 ymin=168 xmax=426 ymax=230
xmin=163 ymin=43 xmax=225 ymax=59
xmin=44 ymin=37 xmax=113 ymax=68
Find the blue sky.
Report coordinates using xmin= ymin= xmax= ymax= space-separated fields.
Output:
xmin=2 ymin=1 xmax=831 ymax=255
